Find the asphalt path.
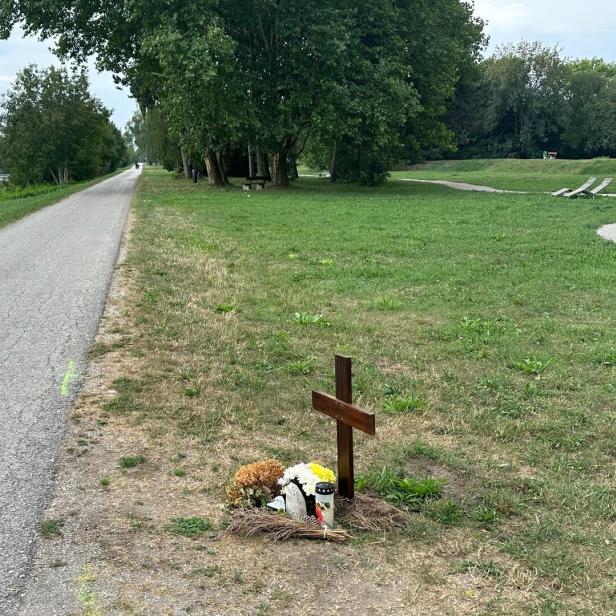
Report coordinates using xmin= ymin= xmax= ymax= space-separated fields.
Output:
xmin=0 ymin=168 xmax=140 ymax=614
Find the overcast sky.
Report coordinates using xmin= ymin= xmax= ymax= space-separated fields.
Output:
xmin=1 ymin=0 xmax=616 ymax=130
xmin=475 ymin=0 xmax=616 ymax=59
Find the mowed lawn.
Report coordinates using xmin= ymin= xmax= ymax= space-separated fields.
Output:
xmin=392 ymin=158 xmax=616 ymax=193
xmin=0 ymin=168 xmax=129 ymax=229
xmin=103 ymin=168 xmax=614 ymax=614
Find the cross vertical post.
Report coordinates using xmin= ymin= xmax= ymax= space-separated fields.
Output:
xmin=312 ymin=355 xmax=375 ymax=501
xmin=335 ymin=355 xmax=354 ymax=499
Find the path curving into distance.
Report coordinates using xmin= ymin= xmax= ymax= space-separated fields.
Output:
xmin=597 ymin=223 xmax=616 ymax=243
xmin=399 ymin=178 xmax=528 ymax=193
xmin=0 ymin=167 xmax=140 ymax=615
xmin=400 ymin=178 xmax=616 ymax=245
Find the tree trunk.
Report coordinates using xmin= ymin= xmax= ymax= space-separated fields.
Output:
xmin=272 ymin=150 xmax=289 ymax=188
xmin=290 ymin=157 xmax=299 ymax=180
xmin=248 ymin=144 xmax=254 ymax=178
xmin=205 ymin=153 xmax=226 ymax=187
xmin=217 ymin=151 xmax=229 ymax=184
xmin=330 ymin=142 xmax=339 ymax=182
xmin=181 ymin=149 xmax=191 ymax=179
xmin=257 ymin=148 xmax=271 ymax=181
xmin=256 ymin=146 xmax=263 ymax=177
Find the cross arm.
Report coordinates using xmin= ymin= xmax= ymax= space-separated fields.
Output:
xmin=311 ymin=390 xmax=376 ymax=435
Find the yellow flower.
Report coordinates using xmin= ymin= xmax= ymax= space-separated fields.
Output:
xmin=308 ymin=462 xmax=336 ymax=483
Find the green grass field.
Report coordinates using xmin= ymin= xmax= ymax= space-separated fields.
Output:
xmin=94 ymin=167 xmax=615 ymax=613
xmin=0 ymin=167 xmax=129 ymax=229
xmin=392 ymin=158 xmax=616 ymax=192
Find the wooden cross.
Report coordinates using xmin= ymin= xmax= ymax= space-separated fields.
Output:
xmin=311 ymin=355 xmax=375 ymax=499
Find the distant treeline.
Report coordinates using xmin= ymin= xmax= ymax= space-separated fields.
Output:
xmin=3 ymin=2 xmax=613 ymax=187
xmin=443 ymin=42 xmax=616 ymax=160
xmin=0 ymin=66 xmax=129 ymax=186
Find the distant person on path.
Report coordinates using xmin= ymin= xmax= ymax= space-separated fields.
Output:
xmin=135 ymin=162 xmax=139 ymax=170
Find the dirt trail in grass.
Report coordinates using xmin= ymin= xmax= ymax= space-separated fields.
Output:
xmin=597 ymin=222 xmax=616 ymax=242
xmin=400 ymin=178 xmax=528 ymax=194
xmin=403 ymin=178 xmax=616 ymax=246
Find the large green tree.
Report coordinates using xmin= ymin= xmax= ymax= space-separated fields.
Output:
xmin=445 ymin=46 xmax=616 ymax=160
xmin=142 ymin=14 xmax=243 ymax=185
xmin=306 ymin=0 xmax=484 ymax=184
xmin=560 ymin=59 xmax=616 ymax=158
xmin=397 ymin=0 xmax=485 ymax=160
xmin=0 ymin=65 xmax=126 ymax=185
xmin=482 ymin=42 xmax=566 ymax=158
xmin=218 ymin=0 xmax=358 ymax=186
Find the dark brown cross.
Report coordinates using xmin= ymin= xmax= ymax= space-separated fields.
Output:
xmin=312 ymin=355 xmax=376 ymax=499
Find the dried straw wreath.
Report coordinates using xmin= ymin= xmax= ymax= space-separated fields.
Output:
xmin=335 ymin=493 xmax=409 ymax=532
xmin=225 ymin=510 xmax=349 ymax=543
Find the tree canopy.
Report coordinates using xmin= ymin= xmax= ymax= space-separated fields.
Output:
xmin=2 ymin=0 xmax=485 ymax=186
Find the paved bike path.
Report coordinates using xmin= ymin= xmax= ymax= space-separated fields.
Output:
xmin=0 ymin=168 xmax=139 ymax=614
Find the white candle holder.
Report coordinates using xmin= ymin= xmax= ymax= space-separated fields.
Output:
xmin=315 ymin=482 xmax=335 ymax=528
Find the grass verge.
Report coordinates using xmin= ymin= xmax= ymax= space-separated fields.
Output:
xmin=0 ymin=167 xmax=131 ymax=229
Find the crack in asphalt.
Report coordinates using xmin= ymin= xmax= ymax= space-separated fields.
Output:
xmin=0 ymin=168 xmax=140 ymax=615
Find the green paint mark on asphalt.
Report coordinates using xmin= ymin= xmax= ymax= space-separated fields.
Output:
xmin=60 ymin=360 xmax=77 ymax=397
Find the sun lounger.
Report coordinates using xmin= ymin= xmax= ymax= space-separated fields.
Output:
xmin=551 ymin=188 xmax=570 ymax=196
xmin=590 ymin=177 xmax=613 ymax=196
xmin=563 ymin=177 xmax=597 ymax=198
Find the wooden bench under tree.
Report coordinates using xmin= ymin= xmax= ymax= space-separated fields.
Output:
xmin=243 ymin=176 xmax=267 ymax=191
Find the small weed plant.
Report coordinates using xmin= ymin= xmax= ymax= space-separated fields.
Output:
xmin=596 ymin=348 xmax=616 ymax=366
xmin=167 ymin=516 xmax=212 ymax=537
xmin=292 ymin=312 xmax=330 ymax=326
xmin=514 ymin=358 xmax=552 ymax=375
xmin=40 ymin=518 xmax=65 ymax=538
xmin=374 ymin=297 xmax=403 ymax=311
xmin=284 ymin=356 xmax=316 ymax=375
xmin=425 ymin=498 xmax=462 ymax=525
xmin=356 ymin=466 xmax=444 ymax=508
xmin=119 ymin=454 xmax=145 ymax=469
xmin=383 ymin=394 xmax=426 ymax=414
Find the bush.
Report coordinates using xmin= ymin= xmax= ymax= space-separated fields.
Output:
xmin=0 ymin=183 xmax=60 ymax=201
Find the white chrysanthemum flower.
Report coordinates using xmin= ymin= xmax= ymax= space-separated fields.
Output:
xmin=278 ymin=463 xmax=320 ymax=496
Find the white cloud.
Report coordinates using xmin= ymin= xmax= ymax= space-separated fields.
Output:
xmin=472 ymin=0 xmax=616 ymax=61
xmin=0 ymin=31 xmax=135 ymax=128
xmin=474 ymin=0 xmax=528 ymax=28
